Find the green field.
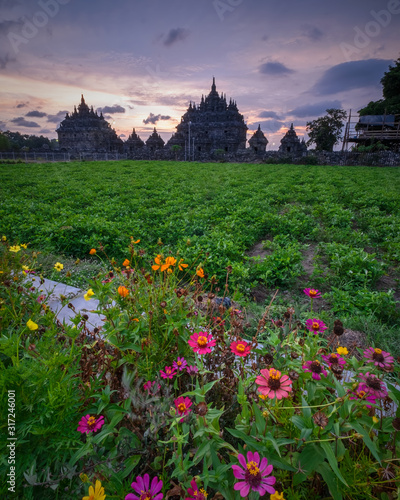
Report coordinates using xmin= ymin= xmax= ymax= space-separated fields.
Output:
xmin=1 ymin=160 xmax=400 ymax=350
xmin=1 ymin=160 xmax=400 ymax=499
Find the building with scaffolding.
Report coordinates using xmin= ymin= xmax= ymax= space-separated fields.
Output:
xmin=342 ymin=111 xmax=400 ymax=151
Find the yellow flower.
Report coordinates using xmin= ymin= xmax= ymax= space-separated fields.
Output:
xmin=27 ymin=319 xmax=38 ymax=331
xmin=372 ymin=416 xmax=379 ymax=424
xmin=1 ymin=235 xmax=6 ymax=241
xmin=22 ymin=265 xmax=29 ymax=271
xmin=54 ymin=262 xmax=63 ymax=272
xmin=84 ymin=289 xmax=95 ymax=301
xmin=336 ymin=346 xmax=348 ymax=355
xmin=9 ymin=245 xmax=21 ymax=253
xmin=196 ymin=267 xmax=205 ymax=278
xmin=82 ymin=480 xmax=106 ymax=500
xmin=270 ymin=492 xmax=285 ymax=500
xmin=178 ymin=259 xmax=188 ymax=271
xmin=20 ymin=243 xmax=28 ymax=249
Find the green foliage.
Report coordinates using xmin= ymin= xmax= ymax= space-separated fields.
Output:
xmin=0 ymin=237 xmax=399 ymax=499
xmin=319 ymin=242 xmax=386 ymax=288
xmin=358 ymin=58 xmax=400 ymax=115
xmin=306 ymin=109 xmax=347 ymax=151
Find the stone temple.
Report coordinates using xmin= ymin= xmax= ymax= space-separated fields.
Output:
xmin=166 ymin=78 xmax=247 ymax=154
xmin=278 ymin=123 xmax=307 ymax=154
xmin=57 ymin=95 xmax=124 ymax=153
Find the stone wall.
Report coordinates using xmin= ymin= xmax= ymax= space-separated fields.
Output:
xmin=123 ymin=148 xmax=400 ymax=166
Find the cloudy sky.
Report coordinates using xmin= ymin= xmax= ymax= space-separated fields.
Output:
xmin=0 ymin=0 xmax=399 ymax=148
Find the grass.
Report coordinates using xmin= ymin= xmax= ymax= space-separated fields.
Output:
xmin=1 ymin=160 xmax=399 ymax=353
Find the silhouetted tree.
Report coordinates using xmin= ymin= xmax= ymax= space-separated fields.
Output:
xmin=359 ymin=57 xmax=400 ymax=116
xmin=306 ymin=109 xmax=347 ymax=151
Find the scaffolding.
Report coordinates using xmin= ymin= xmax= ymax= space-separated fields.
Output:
xmin=342 ymin=110 xmax=400 ymax=151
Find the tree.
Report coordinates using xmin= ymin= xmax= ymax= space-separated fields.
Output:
xmin=306 ymin=108 xmax=347 ymax=152
xmin=359 ymin=57 xmax=400 ymax=115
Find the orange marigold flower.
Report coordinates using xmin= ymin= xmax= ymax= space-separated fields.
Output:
xmin=196 ymin=267 xmax=205 ymax=278
xmin=118 ymin=286 xmax=129 ymax=297
xmin=152 ymin=254 xmax=163 ymax=271
xmin=89 ymin=248 xmax=96 ymax=255
xmin=130 ymin=237 xmax=140 ymax=244
xmin=178 ymin=259 xmax=188 ymax=271
xmin=123 ymin=259 xmax=130 ymax=267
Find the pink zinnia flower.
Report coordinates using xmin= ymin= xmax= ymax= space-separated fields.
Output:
xmin=230 ymin=340 xmax=251 ymax=357
xmin=77 ymin=414 xmax=105 ymax=434
xmin=255 ymin=368 xmax=293 ymax=399
xmin=175 ymin=396 xmax=193 ymax=417
xmin=349 ymin=383 xmax=377 ymax=408
xmin=160 ymin=366 xmax=177 ymax=379
xmin=232 ymin=451 xmax=276 ymax=497
xmin=358 ymin=372 xmax=388 ymax=399
xmin=143 ymin=381 xmax=160 ymax=394
xmin=303 ymin=360 xmax=328 ymax=380
xmin=173 ymin=357 xmax=188 ymax=371
xmin=186 ymin=365 xmax=199 ymax=375
xmin=125 ymin=473 xmax=163 ymax=500
xmin=188 ymin=331 xmax=216 ymax=354
xmin=304 ymin=288 xmax=321 ymax=299
xmin=305 ymin=318 xmax=327 ymax=334
xmin=363 ymin=347 xmax=394 ymax=370
xmin=185 ymin=478 xmax=207 ymax=500
xmin=321 ymin=352 xmax=346 ymax=368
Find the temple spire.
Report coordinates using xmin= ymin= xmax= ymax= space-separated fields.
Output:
xmin=211 ymin=76 xmax=216 ymax=92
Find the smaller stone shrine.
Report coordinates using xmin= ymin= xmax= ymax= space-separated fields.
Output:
xmin=279 ymin=123 xmax=307 ymax=154
xmin=248 ymin=124 xmax=268 ymax=153
xmin=125 ymin=128 xmax=144 ymax=153
xmin=145 ymin=128 xmax=165 ymax=151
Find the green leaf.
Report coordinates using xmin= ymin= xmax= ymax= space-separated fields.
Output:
xmin=320 ymin=441 xmax=348 ymax=486
xmin=316 ymin=462 xmax=343 ymax=500
xmin=117 ymin=454 xmax=141 ymax=479
xmin=349 ymin=422 xmax=382 ymax=464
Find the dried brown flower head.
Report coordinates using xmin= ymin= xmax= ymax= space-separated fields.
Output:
xmin=312 ymin=411 xmax=329 ymax=428
xmin=288 ymin=370 xmax=299 ymax=381
xmin=392 ymin=417 xmax=400 ymax=431
xmin=263 ymin=353 xmax=274 ymax=365
xmin=333 ymin=319 xmax=344 ymax=336
xmin=195 ymin=402 xmax=208 ymax=416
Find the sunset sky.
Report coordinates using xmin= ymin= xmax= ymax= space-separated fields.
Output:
xmin=0 ymin=0 xmax=399 ymax=148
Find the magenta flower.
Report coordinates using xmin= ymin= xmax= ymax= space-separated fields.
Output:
xmin=232 ymin=451 xmax=276 ymax=497
xmin=175 ymin=396 xmax=193 ymax=417
xmin=255 ymin=368 xmax=293 ymax=399
xmin=173 ymin=357 xmax=188 ymax=371
xmin=185 ymin=478 xmax=207 ymax=500
xmin=125 ymin=473 xmax=163 ymax=500
xmin=321 ymin=352 xmax=346 ymax=368
xmin=143 ymin=381 xmax=160 ymax=394
xmin=363 ymin=347 xmax=394 ymax=370
xmin=305 ymin=318 xmax=327 ymax=334
xmin=186 ymin=365 xmax=199 ymax=375
xmin=349 ymin=383 xmax=377 ymax=408
xmin=77 ymin=414 xmax=105 ymax=434
xmin=230 ymin=340 xmax=251 ymax=357
xmin=358 ymin=372 xmax=388 ymax=399
xmin=303 ymin=360 xmax=328 ymax=380
xmin=37 ymin=294 xmax=46 ymax=303
xmin=304 ymin=288 xmax=321 ymax=299
xmin=160 ymin=366 xmax=177 ymax=379
xmin=188 ymin=331 xmax=216 ymax=354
